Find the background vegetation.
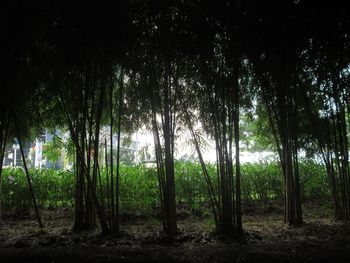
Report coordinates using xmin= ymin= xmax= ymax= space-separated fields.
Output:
xmin=0 ymin=160 xmax=330 ymax=218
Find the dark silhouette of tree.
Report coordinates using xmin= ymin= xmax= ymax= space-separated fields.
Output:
xmin=1 ymin=0 xmax=350 ymax=234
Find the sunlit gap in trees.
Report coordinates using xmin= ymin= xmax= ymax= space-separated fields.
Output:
xmin=127 ymin=123 xmax=276 ymax=165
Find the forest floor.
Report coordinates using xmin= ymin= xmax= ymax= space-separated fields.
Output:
xmin=0 ymin=203 xmax=349 ymax=262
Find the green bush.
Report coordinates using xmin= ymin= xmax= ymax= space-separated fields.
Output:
xmin=1 ymin=168 xmax=74 ymax=214
xmin=299 ymin=160 xmax=330 ymax=202
xmin=240 ymin=160 xmax=330 ymax=203
xmin=0 ymin=160 xmax=330 ymax=216
xmin=241 ymin=162 xmax=284 ymax=203
xmin=118 ymin=165 xmax=159 ymax=214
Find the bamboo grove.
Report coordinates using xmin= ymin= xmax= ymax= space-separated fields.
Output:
xmin=1 ymin=0 xmax=350 ymax=236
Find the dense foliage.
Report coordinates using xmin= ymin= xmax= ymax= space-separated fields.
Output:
xmin=0 ymin=161 xmax=330 ymax=217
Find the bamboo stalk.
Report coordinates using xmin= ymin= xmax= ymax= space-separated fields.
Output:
xmin=18 ymin=136 xmax=43 ymax=229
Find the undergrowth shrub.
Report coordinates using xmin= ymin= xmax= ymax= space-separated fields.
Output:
xmin=0 ymin=160 xmax=330 ymax=217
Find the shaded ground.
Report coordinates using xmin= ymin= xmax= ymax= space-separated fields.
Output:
xmin=0 ymin=205 xmax=349 ymax=262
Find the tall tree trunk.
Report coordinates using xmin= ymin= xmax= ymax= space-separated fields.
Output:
xmin=18 ymin=135 xmax=43 ymax=229
xmin=233 ymin=70 xmax=242 ymax=233
xmin=163 ymin=65 xmax=177 ymax=235
xmin=110 ymin=78 xmax=115 ymax=231
xmin=176 ymin=86 xmax=219 ymax=229
xmin=104 ymin=138 xmax=111 ymax=228
xmin=0 ymin=111 xmax=10 ymax=224
xmin=90 ymin=79 xmax=106 ymax=228
xmin=151 ymin=112 xmax=167 ymax=231
xmin=58 ymin=87 xmax=109 ymax=233
xmin=115 ymin=69 xmax=124 ymax=234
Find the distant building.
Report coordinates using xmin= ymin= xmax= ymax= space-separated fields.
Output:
xmin=2 ymin=131 xmax=63 ymax=169
xmin=2 ymin=128 xmax=144 ymax=170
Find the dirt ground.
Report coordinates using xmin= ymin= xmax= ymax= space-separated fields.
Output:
xmin=0 ymin=206 xmax=350 ymax=262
